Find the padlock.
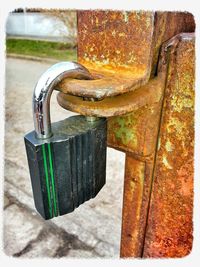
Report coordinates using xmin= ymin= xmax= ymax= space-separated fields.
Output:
xmin=24 ymin=62 xmax=107 ymax=220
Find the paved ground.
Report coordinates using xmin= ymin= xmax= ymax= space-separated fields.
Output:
xmin=3 ymin=57 xmax=125 ymax=258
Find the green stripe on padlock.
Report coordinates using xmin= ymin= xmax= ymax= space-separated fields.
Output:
xmin=42 ymin=143 xmax=58 ymax=218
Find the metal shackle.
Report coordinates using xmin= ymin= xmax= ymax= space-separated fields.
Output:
xmin=33 ymin=61 xmax=92 ymax=139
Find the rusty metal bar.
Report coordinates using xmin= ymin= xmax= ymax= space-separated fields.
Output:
xmin=120 ymin=156 xmax=154 ymax=257
xmin=142 ymin=33 xmax=194 ymax=258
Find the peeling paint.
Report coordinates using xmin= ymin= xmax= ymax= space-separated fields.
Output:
xmin=123 ymin=11 xmax=129 ymax=23
xmin=162 ymin=155 xmax=172 ymax=169
xmin=165 ymin=139 xmax=173 ymax=152
xmin=113 ymin=116 xmax=138 ymax=148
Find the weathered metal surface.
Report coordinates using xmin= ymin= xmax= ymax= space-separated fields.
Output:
xmin=150 ymin=12 xmax=195 ymax=77
xmin=104 ymin=46 xmax=169 ymax=155
xmin=120 ymin=156 xmax=145 ymax=257
xmin=143 ymin=34 xmax=195 ymax=257
xmin=57 ymin=11 xmax=195 ymax=101
xmin=77 ymin=10 xmax=154 ymax=71
xmin=117 ymin=59 xmax=165 ymax=256
xmin=120 ymin=156 xmax=155 ymax=257
xmin=107 ymin=101 xmax=162 ymax=157
xmin=56 ymin=11 xmax=195 ymax=258
xmin=57 ymin=11 xmax=155 ymax=99
xmin=57 ymin=69 xmax=148 ymax=99
xmin=57 ymin=77 xmax=163 ymax=118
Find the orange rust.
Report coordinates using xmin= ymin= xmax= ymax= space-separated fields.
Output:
xmin=57 ymin=69 xmax=148 ymax=99
xmin=57 ymin=11 xmax=195 ymax=100
xmin=57 ymin=77 xmax=163 ymax=118
xmin=143 ymin=34 xmax=195 ymax=258
xmin=150 ymin=12 xmax=195 ymax=77
xmin=57 ymin=11 xmax=155 ymax=99
xmin=120 ymin=156 xmax=145 ymax=257
xmin=56 ymin=11 xmax=195 ymax=258
xmin=77 ymin=11 xmax=154 ymax=72
xmin=119 ymin=33 xmax=195 ymax=259
xmin=120 ymin=156 xmax=155 ymax=257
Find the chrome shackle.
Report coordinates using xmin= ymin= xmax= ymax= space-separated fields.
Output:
xmin=33 ymin=61 xmax=92 ymax=139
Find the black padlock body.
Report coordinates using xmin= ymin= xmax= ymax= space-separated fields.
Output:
xmin=24 ymin=115 xmax=107 ymax=220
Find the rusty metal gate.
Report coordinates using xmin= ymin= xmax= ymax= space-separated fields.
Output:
xmin=57 ymin=11 xmax=195 ymax=258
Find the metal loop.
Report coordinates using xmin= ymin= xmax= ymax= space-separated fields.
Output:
xmin=33 ymin=61 xmax=92 ymax=139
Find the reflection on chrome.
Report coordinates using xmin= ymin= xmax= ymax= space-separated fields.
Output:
xmin=33 ymin=61 xmax=92 ymax=139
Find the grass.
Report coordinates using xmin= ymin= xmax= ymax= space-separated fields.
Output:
xmin=6 ymin=38 xmax=77 ymax=61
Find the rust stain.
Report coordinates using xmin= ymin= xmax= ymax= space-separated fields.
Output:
xmin=56 ymin=11 xmax=195 ymax=258
xmin=120 ymin=156 xmax=145 ymax=257
xmin=150 ymin=12 xmax=195 ymax=77
xmin=57 ymin=10 xmax=155 ymax=99
xmin=143 ymin=34 xmax=195 ymax=258
xmin=57 ymin=77 xmax=164 ymax=157
xmin=120 ymin=156 xmax=161 ymax=257
xmin=57 ymin=77 xmax=163 ymax=117
xmin=57 ymin=70 xmax=148 ymax=99
xmin=57 ymin=11 xmax=194 ymax=99
xmin=77 ymin=10 xmax=154 ymax=72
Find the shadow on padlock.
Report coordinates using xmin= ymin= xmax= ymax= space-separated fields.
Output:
xmin=24 ymin=62 xmax=107 ymax=220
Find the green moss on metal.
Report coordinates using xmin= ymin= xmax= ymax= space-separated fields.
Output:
xmin=113 ymin=115 xmax=138 ymax=147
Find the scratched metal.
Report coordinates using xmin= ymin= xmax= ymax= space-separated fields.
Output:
xmin=143 ymin=33 xmax=195 ymax=258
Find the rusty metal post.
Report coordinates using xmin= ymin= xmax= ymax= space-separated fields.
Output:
xmin=143 ymin=33 xmax=195 ymax=258
xmin=57 ymin=10 xmax=195 ymax=258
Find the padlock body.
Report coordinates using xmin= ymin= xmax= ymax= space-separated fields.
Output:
xmin=24 ymin=115 xmax=107 ymax=220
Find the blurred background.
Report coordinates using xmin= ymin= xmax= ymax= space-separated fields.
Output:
xmin=4 ymin=8 xmax=125 ymax=258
